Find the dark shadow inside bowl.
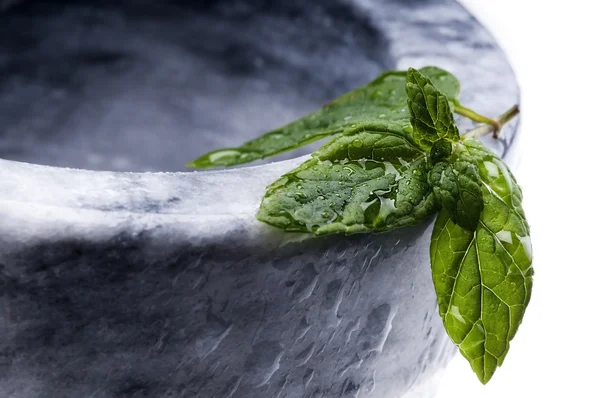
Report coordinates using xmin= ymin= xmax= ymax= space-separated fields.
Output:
xmin=0 ymin=0 xmax=394 ymax=172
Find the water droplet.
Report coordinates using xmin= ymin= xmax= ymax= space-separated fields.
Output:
xmin=209 ymin=150 xmax=241 ymax=162
xmin=496 ymin=230 xmax=513 ymax=244
xmin=352 ymin=139 xmax=363 ymax=148
xmin=449 ymin=305 xmax=466 ymax=323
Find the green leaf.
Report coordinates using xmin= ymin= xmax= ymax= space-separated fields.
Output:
xmin=428 ymin=143 xmax=483 ymax=231
xmin=257 ymin=122 xmax=439 ymax=235
xmin=429 ymin=139 xmax=453 ymax=162
xmin=429 ymin=140 xmax=533 ymax=384
xmin=406 ymin=67 xmax=460 ymax=150
xmin=188 ymin=67 xmax=460 ymax=168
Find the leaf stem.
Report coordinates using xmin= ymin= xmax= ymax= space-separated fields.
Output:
xmin=454 ymin=102 xmax=501 ymax=131
xmin=460 ymin=104 xmax=520 ymax=141
xmin=496 ymin=104 xmax=521 ymax=127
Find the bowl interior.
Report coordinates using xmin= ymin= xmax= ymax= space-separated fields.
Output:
xmin=0 ymin=0 xmax=393 ymax=172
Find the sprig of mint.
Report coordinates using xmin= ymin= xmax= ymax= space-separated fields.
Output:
xmin=188 ymin=67 xmax=533 ymax=385
xmin=187 ymin=67 xmax=459 ymax=168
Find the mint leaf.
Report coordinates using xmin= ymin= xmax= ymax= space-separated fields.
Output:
xmin=429 ymin=138 xmax=453 ymax=162
xmin=257 ymin=122 xmax=438 ymax=235
xmin=406 ymin=67 xmax=460 ymax=150
xmin=430 ymin=141 xmax=533 ymax=384
xmin=428 ymin=144 xmax=483 ymax=231
xmin=188 ymin=67 xmax=460 ymax=168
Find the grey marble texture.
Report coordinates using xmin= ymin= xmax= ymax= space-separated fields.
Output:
xmin=0 ymin=0 xmax=519 ymax=397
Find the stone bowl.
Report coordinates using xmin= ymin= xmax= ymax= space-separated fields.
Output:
xmin=0 ymin=1 xmax=519 ymax=397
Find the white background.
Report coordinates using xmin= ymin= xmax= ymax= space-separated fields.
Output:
xmin=437 ymin=1 xmax=600 ymax=397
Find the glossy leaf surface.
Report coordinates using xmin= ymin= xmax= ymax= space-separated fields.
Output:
xmin=189 ymin=67 xmax=459 ymax=168
xmin=430 ymin=141 xmax=533 ymax=384
xmin=257 ymin=123 xmax=438 ymax=235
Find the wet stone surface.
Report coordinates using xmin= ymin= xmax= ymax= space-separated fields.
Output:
xmin=0 ymin=0 xmax=519 ymax=397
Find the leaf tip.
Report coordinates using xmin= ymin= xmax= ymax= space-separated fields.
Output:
xmin=475 ymin=363 xmax=497 ymax=385
xmin=186 ymin=148 xmax=252 ymax=169
xmin=467 ymin=350 xmax=501 ymax=385
xmin=185 ymin=160 xmax=201 ymax=169
xmin=185 ymin=157 xmax=215 ymax=169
